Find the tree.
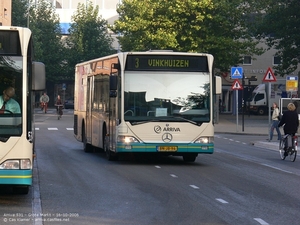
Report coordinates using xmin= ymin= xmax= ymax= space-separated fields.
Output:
xmin=112 ymin=0 xmax=264 ymax=71
xmin=256 ymin=0 xmax=300 ymax=76
xmin=64 ymin=2 xmax=115 ymax=78
xmin=28 ymin=0 xmax=65 ymax=82
xmin=11 ymin=0 xmax=28 ymax=27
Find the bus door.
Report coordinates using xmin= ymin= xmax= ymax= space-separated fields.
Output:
xmin=109 ymin=73 xmax=118 ymax=152
xmin=86 ymin=77 xmax=93 ymax=144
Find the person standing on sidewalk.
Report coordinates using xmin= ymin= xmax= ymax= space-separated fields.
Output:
xmin=268 ymin=102 xmax=281 ymax=141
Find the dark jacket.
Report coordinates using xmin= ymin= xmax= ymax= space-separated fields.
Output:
xmin=278 ymin=110 xmax=299 ymax=134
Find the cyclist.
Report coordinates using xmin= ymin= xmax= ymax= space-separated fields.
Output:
xmin=278 ymin=103 xmax=299 ymax=155
xmin=40 ymin=92 xmax=49 ymax=113
xmin=55 ymin=95 xmax=63 ymax=119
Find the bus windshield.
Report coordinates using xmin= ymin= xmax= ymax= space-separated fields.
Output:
xmin=0 ymin=56 xmax=23 ymax=137
xmin=124 ymin=71 xmax=210 ymax=125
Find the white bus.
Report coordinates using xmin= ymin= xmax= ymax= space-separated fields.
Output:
xmin=0 ymin=27 xmax=45 ymax=194
xmin=74 ymin=51 xmax=221 ymax=162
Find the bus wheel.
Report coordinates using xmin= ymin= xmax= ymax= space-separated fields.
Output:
xmin=183 ymin=153 xmax=197 ymax=162
xmin=82 ymin=126 xmax=93 ymax=152
xmin=104 ymin=136 xmax=118 ymax=161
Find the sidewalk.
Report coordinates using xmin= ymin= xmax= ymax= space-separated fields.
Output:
xmin=215 ymin=113 xmax=279 ymax=151
xmin=215 ymin=113 xmax=269 ymax=135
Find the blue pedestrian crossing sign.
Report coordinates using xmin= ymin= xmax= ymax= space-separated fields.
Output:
xmin=231 ymin=67 xmax=243 ymax=79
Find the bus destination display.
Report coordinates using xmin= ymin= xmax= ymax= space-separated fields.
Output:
xmin=125 ymin=55 xmax=209 ymax=72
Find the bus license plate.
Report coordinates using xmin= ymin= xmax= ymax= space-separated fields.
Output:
xmin=157 ymin=146 xmax=178 ymax=152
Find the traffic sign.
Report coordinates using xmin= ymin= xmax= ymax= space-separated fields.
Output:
xmin=286 ymin=76 xmax=298 ymax=92
xmin=262 ymin=67 xmax=276 ymax=82
xmin=231 ymin=67 xmax=243 ymax=79
xmin=231 ymin=79 xmax=243 ymax=90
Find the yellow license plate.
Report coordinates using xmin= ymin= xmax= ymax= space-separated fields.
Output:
xmin=157 ymin=146 xmax=178 ymax=152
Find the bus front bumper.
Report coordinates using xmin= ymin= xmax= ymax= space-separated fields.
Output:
xmin=116 ymin=143 xmax=214 ymax=154
xmin=0 ymin=170 xmax=32 ymax=185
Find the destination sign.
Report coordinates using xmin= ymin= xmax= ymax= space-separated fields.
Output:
xmin=125 ymin=55 xmax=209 ymax=72
xmin=0 ymin=30 xmax=22 ymax=56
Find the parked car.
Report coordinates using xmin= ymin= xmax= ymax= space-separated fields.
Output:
xmin=64 ymin=98 xmax=74 ymax=109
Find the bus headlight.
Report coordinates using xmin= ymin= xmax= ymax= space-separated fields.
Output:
xmin=194 ymin=137 xmax=214 ymax=144
xmin=117 ymin=136 xmax=140 ymax=143
xmin=0 ymin=159 xmax=31 ymax=169
xmin=20 ymin=159 xmax=32 ymax=169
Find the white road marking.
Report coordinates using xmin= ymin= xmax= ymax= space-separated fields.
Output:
xmin=216 ymin=198 xmax=228 ymax=204
xmin=35 ymin=128 xmax=39 ymax=130
xmin=48 ymin=128 xmax=58 ymax=130
xmin=155 ymin=166 xmax=161 ymax=169
xmin=170 ymin=174 xmax=178 ymax=178
xmin=190 ymin=185 xmax=199 ymax=189
xmin=254 ymin=218 xmax=269 ymax=225
xmin=66 ymin=128 xmax=73 ymax=130
xmin=261 ymin=163 xmax=293 ymax=174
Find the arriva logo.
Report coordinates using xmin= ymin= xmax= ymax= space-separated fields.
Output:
xmin=154 ymin=125 xmax=162 ymax=134
xmin=154 ymin=124 xmax=181 ymax=134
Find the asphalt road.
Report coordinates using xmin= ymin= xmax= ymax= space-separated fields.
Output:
xmin=0 ymin=110 xmax=299 ymax=225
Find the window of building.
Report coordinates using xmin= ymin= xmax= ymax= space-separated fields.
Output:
xmin=273 ymin=56 xmax=281 ymax=65
xmin=243 ymin=56 xmax=252 ymax=65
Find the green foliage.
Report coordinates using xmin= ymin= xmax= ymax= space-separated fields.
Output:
xmin=11 ymin=0 xmax=28 ymax=27
xmin=28 ymin=0 xmax=64 ymax=82
xmin=256 ymin=0 xmax=300 ymax=76
xmin=64 ymin=2 xmax=115 ymax=78
xmin=112 ymin=0 xmax=264 ymax=71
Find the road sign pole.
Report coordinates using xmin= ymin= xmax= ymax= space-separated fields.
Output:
xmin=242 ymin=74 xmax=245 ymax=132
xmin=268 ymin=82 xmax=271 ymax=138
xmin=236 ymin=90 xmax=239 ymax=132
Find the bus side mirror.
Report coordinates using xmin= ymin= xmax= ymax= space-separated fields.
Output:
xmin=215 ymin=76 xmax=222 ymax=94
xmin=32 ymin=62 xmax=46 ymax=90
xmin=110 ymin=75 xmax=118 ymax=98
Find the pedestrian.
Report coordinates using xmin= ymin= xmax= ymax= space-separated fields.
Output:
xmin=219 ymin=97 xmax=222 ymax=113
xmin=268 ymin=102 xmax=281 ymax=142
xmin=40 ymin=92 xmax=49 ymax=113
xmin=0 ymin=87 xmax=21 ymax=114
xmin=278 ymin=103 xmax=299 ymax=155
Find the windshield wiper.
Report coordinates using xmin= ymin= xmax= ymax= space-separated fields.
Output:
xmin=131 ymin=119 xmax=161 ymax=125
xmin=166 ymin=116 xmax=199 ymax=125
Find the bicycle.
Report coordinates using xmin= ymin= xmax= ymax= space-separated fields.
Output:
xmin=55 ymin=104 xmax=63 ymax=120
xmin=40 ymin=102 xmax=48 ymax=113
xmin=279 ymin=134 xmax=297 ymax=162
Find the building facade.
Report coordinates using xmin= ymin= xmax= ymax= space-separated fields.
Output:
xmin=221 ymin=42 xmax=300 ymax=114
xmin=0 ymin=0 xmax=11 ymax=26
